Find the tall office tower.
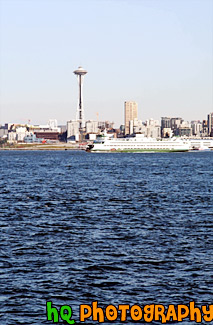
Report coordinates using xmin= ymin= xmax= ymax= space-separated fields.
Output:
xmin=191 ymin=120 xmax=202 ymax=136
xmin=67 ymin=120 xmax=80 ymax=141
xmin=161 ymin=117 xmax=171 ymax=137
xmin=124 ymin=101 xmax=138 ymax=135
xmin=202 ymin=120 xmax=208 ymax=136
xmin=73 ymin=66 xmax=87 ymax=138
xmin=207 ymin=112 xmax=213 ymax=136
xmin=161 ymin=117 xmax=171 ymax=129
xmin=86 ymin=120 xmax=99 ymax=134
xmin=170 ymin=117 xmax=183 ymax=130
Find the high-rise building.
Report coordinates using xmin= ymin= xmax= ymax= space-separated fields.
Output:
xmin=161 ymin=117 xmax=171 ymax=129
xmin=170 ymin=117 xmax=183 ymax=130
xmin=202 ymin=120 xmax=208 ymax=136
xmin=98 ymin=121 xmax=114 ymax=131
xmin=161 ymin=117 xmax=184 ymax=137
xmin=191 ymin=120 xmax=202 ymax=136
xmin=207 ymin=112 xmax=213 ymax=136
xmin=161 ymin=117 xmax=171 ymax=137
xmin=124 ymin=101 xmax=138 ymax=135
xmin=67 ymin=120 xmax=80 ymax=141
xmin=86 ymin=120 xmax=98 ymax=134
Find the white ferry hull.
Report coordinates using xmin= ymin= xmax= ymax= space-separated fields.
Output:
xmin=90 ymin=148 xmax=189 ymax=153
xmin=86 ymin=136 xmax=190 ymax=153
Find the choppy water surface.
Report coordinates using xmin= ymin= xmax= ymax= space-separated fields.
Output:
xmin=0 ymin=151 xmax=212 ymax=324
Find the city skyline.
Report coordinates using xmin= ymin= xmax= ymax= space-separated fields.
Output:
xmin=0 ymin=0 xmax=212 ymax=127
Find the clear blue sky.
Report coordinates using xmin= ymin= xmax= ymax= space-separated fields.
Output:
xmin=0 ymin=0 xmax=212 ymax=126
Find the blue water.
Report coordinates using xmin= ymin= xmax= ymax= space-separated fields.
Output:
xmin=0 ymin=151 xmax=212 ymax=324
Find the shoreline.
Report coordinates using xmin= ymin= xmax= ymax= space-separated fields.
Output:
xmin=0 ymin=144 xmax=83 ymax=151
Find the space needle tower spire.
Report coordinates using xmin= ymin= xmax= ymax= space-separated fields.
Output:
xmin=73 ymin=66 xmax=87 ymax=137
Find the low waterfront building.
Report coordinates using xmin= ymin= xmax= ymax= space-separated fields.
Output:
xmin=34 ymin=131 xmax=59 ymax=141
xmin=24 ymin=134 xmax=43 ymax=143
xmin=85 ymin=133 xmax=97 ymax=140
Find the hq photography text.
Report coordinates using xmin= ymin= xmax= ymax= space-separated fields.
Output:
xmin=46 ymin=301 xmax=213 ymax=323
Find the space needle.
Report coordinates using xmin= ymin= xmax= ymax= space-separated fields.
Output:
xmin=73 ymin=66 xmax=87 ymax=140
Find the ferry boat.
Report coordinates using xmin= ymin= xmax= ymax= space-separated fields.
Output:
xmin=86 ymin=134 xmax=190 ymax=153
xmin=188 ymin=138 xmax=213 ymax=151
